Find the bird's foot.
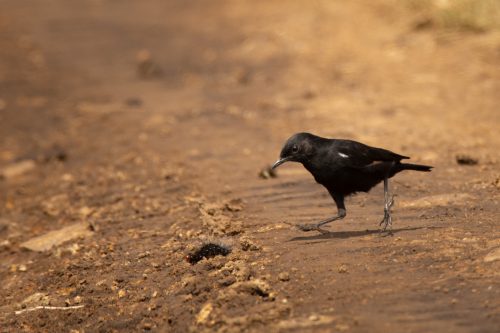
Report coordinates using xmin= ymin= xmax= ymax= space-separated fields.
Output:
xmin=378 ymin=209 xmax=391 ymax=226
xmin=284 ymin=222 xmax=330 ymax=234
xmin=379 ymin=195 xmax=395 ymax=235
xmin=379 ymin=211 xmax=393 ymax=235
xmin=379 ymin=195 xmax=395 ymax=226
xmin=298 ymin=223 xmax=331 ymax=234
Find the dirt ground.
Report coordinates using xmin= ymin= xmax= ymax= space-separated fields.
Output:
xmin=1 ymin=1 xmax=499 ymax=332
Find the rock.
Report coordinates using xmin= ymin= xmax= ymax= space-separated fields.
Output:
xmin=79 ymin=206 xmax=93 ymax=218
xmin=118 ymin=289 xmax=127 ymax=298
xmin=493 ymin=177 xmax=500 ymax=190
xmin=456 ymin=155 xmax=478 ymax=165
xmin=20 ymin=222 xmax=93 ymax=252
xmin=278 ymin=272 xmax=290 ymax=281
xmin=259 ymin=165 xmax=277 ymax=179
xmin=41 ymin=194 xmax=69 ymax=217
xmin=0 ymin=160 xmax=36 ymax=179
xmin=61 ymin=173 xmax=74 ymax=182
xmin=218 ymin=275 xmax=236 ymax=287
xmin=196 ymin=303 xmax=213 ymax=325
xmin=231 ymin=279 xmax=271 ymax=298
xmin=224 ymin=199 xmax=244 ymax=212
xmin=0 ymin=239 xmax=11 ymax=250
xmin=484 ymin=247 xmax=500 ymax=263
xmin=336 ymin=323 xmax=350 ymax=331
xmin=137 ymin=251 xmax=151 ymax=259
xmin=21 ymin=293 xmax=50 ymax=307
xmin=222 ymin=260 xmax=252 ymax=281
xmin=240 ymin=237 xmax=261 ymax=251
xmin=136 ymin=49 xmax=163 ymax=79
xmin=37 ymin=145 xmax=67 ymax=163
xmin=338 ymin=264 xmax=348 ymax=273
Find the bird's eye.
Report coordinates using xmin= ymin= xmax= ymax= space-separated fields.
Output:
xmin=292 ymin=145 xmax=299 ymax=153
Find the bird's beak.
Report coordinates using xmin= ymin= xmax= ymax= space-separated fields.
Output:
xmin=272 ymin=157 xmax=291 ymax=170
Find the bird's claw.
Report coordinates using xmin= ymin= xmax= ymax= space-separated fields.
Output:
xmin=379 ymin=210 xmax=391 ymax=226
xmin=297 ymin=224 xmax=330 ymax=234
xmin=380 ymin=214 xmax=392 ymax=232
xmin=379 ymin=209 xmax=393 ymax=235
xmin=379 ymin=195 xmax=395 ymax=233
xmin=296 ymin=223 xmax=318 ymax=231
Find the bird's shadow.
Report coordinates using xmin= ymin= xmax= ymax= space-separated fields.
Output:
xmin=287 ymin=225 xmax=443 ymax=242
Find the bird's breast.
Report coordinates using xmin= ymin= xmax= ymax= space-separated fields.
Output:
xmin=303 ymin=160 xmax=341 ymax=185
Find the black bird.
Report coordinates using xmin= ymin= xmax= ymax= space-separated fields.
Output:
xmin=272 ymin=132 xmax=432 ymax=233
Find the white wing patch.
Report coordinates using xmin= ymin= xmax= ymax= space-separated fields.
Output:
xmin=338 ymin=152 xmax=349 ymax=158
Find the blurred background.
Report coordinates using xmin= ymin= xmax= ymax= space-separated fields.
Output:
xmin=1 ymin=0 xmax=499 ymax=332
xmin=1 ymin=0 xmax=499 ymax=154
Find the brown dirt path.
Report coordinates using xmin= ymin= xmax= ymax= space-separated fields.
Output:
xmin=1 ymin=1 xmax=499 ymax=332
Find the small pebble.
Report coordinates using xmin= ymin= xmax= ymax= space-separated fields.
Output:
xmin=308 ymin=314 xmax=319 ymax=321
xmin=456 ymin=155 xmax=478 ymax=165
xmin=258 ymin=165 xmax=277 ymax=179
xmin=278 ymin=272 xmax=290 ymax=281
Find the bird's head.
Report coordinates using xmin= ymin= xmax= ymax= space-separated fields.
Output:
xmin=272 ymin=132 xmax=316 ymax=169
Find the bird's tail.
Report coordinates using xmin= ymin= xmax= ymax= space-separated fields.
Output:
xmin=400 ymin=163 xmax=433 ymax=172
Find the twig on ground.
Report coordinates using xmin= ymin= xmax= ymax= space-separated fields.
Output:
xmin=15 ymin=305 xmax=84 ymax=315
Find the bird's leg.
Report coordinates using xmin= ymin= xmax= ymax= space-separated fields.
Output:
xmin=379 ymin=177 xmax=395 ymax=234
xmin=294 ymin=193 xmax=346 ymax=234
xmin=295 ymin=209 xmax=346 ymax=233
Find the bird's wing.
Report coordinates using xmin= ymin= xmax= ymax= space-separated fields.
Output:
xmin=333 ymin=140 xmax=409 ymax=168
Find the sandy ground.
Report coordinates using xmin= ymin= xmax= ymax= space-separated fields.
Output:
xmin=0 ymin=1 xmax=499 ymax=332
